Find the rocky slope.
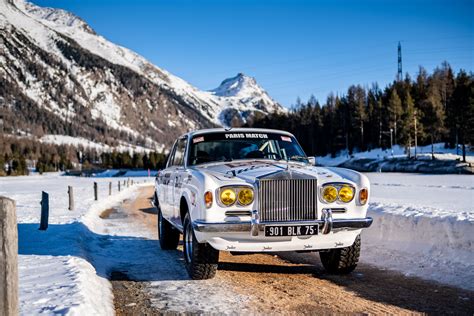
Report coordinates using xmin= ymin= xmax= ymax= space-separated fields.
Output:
xmin=0 ymin=0 xmax=283 ymax=152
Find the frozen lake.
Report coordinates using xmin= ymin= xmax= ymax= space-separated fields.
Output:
xmin=366 ymin=172 xmax=473 ymax=217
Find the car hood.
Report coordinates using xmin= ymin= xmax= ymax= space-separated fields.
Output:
xmin=192 ymin=160 xmax=349 ymax=184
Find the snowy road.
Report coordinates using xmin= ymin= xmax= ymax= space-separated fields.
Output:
xmin=110 ymin=187 xmax=473 ymax=315
xmin=2 ymin=173 xmax=473 ymax=314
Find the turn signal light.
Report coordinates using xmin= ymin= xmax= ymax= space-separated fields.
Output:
xmin=359 ymin=188 xmax=368 ymax=205
xmin=204 ymin=191 xmax=213 ymax=208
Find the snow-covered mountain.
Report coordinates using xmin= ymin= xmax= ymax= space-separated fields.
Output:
xmin=0 ymin=0 xmax=283 ymax=151
xmin=210 ymin=73 xmax=284 ymax=126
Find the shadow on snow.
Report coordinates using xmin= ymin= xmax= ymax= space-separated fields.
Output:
xmin=18 ymin=222 xmax=189 ymax=282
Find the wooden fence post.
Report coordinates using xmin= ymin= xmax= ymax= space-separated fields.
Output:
xmin=94 ymin=182 xmax=98 ymax=201
xmin=39 ymin=191 xmax=49 ymax=231
xmin=0 ymin=197 xmax=18 ymax=316
xmin=109 ymin=182 xmax=112 ymax=196
xmin=118 ymin=181 xmax=121 ymax=192
xmin=127 ymin=178 xmax=130 ymax=187
xmin=68 ymin=186 xmax=74 ymax=211
xmin=131 ymin=179 xmax=134 ymax=186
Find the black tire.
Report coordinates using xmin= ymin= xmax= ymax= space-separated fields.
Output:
xmin=157 ymin=196 xmax=180 ymax=250
xmin=319 ymin=235 xmax=361 ymax=274
xmin=183 ymin=213 xmax=219 ymax=280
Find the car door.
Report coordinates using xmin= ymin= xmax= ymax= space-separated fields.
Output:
xmin=171 ymin=137 xmax=188 ymax=227
xmin=159 ymin=141 xmax=177 ymax=220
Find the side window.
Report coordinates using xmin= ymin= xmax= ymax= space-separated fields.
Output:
xmin=166 ymin=141 xmax=178 ymax=168
xmin=172 ymin=138 xmax=187 ymax=166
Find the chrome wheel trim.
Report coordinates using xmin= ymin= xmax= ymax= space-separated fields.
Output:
xmin=184 ymin=219 xmax=193 ymax=263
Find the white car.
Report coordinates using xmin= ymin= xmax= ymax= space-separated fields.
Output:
xmin=154 ymin=128 xmax=372 ymax=279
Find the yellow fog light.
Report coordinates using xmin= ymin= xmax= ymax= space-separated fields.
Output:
xmin=359 ymin=188 xmax=368 ymax=205
xmin=220 ymin=188 xmax=236 ymax=206
xmin=322 ymin=185 xmax=338 ymax=203
xmin=338 ymin=185 xmax=355 ymax=203
xmin=238 ymin=188 xmax=254 ymax=206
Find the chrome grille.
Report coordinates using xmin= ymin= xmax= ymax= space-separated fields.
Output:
xmin=258 ymin=179 xmax=318 ymax=222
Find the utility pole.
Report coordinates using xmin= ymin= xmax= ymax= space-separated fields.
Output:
xmin=397 ymin=41 xmax=402 ymax=81
xmin=394 ymin=121 xmax=397 ymax=145
xmin=455 ymin=125 xmax=459 ymax=156
xmin=345 ymin=132 xmax=349 ymax=157
xmin=390 ymin=128 xmax=393 ymax=156
xmin=414 ymin=109 xmax=418 ymax=159
xmin=381 ymin=129 xmax=394 ymax=156
xmin=379 ymin=121 xmax=382 ymax=147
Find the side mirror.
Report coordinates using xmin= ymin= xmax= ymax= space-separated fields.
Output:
xmin=308 ymin=156 xmax=316 ymax=166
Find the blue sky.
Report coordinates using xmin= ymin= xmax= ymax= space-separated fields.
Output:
xmin=33 ymin=0 xmax=473 ymax=107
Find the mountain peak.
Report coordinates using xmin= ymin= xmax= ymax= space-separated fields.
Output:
xmin=212 ymin=73 xmax=261 ymax=98
xmin=16 ymin=0 xmax=96 ymax=35
xmin=211 ymin=73 xmax=285 ymax=126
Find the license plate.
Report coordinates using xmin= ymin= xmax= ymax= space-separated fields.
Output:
xmin=264 ymin=225 xmax=319 ymax=237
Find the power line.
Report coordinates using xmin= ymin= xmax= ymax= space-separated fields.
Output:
xmin=187 ymin=36 xmax=473 ymax=79
xmin=260 ymin=54 xmax=472 ymax=91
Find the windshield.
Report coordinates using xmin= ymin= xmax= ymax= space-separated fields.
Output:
xmin=188 ymin=132 xmax=308 ymax=166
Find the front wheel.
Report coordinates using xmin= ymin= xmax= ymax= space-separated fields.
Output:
xmin=183 ymin=213 xmax=219 ymax=280
xmin=319 ymin=235 xmax=361 ymax=274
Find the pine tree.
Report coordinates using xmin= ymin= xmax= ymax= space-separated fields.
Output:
xmin=421 ymin=76 xmax=446 ymax=159
xmin=387 ymin=89 xmax=403 ymax=145
xmin=449 ymin=70 xmax=474 ymax=161
xmin=401 ymin=91 xmax=416 ymax=156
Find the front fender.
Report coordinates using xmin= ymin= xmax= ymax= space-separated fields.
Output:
xmin=326 ymin=167 xmax=370 ymax=189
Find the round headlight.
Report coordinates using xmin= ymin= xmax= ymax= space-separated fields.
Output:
xmin=322 ymin=185 xmax=337 ymax=203
xmin=238 ymin=188 xmax=254 ymax=206
xmin=220 ymin=188 xmax=236 ymax=206
xmin=338 ymin=185 xmax=354 ymax=203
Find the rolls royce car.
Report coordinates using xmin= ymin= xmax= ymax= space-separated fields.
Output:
xmin=154 ymin=128 xmax=373 ymax=279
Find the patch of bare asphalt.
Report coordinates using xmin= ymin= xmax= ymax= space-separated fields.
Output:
xmin=111 ymin=271 xmax=155 ymax=316
xmin=107 ymin=187 xmax=474 ymax=315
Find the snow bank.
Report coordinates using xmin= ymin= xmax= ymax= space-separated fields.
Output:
xmin=18 ymin=254 xmax=113 ymax=315
xmin=0 ymin=174 xmax=153 ymax=315
xmin=361 ymin=173 xmax=474 ymax=290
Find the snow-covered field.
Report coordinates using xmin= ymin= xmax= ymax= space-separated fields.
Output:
xmin=39 ymin=135 xmax=164 ymax=154
xmin=0 ymin=174 xmax=153 ymax=315
xmin=0 ymin=171 xmax=473 ymax=314
xmin=362 ymin=172 xmax=474 ymax=291
xmin=317 ymin=143 xmax=474 ymax=166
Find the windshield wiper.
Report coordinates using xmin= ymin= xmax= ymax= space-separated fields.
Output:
xmin=288 ymin=155 xmax=309 ymax=162
xmin=191 ymin=156 xmax=232 ymax=165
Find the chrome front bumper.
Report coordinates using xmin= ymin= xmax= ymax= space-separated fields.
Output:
xmin=193 ymin=209 xmax=373 ymax=236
